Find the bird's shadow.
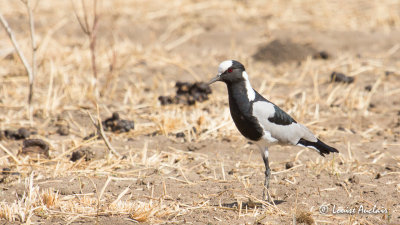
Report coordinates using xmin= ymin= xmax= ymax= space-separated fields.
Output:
xmin=216 ymin=199 xmax=285 ymax=209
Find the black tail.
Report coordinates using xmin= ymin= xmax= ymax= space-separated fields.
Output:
xmin=297 ymin=138 xmax=339 ymax=156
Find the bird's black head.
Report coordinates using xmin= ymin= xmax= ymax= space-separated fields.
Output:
xmin=209 ymin=60 xmax=246 ymax=85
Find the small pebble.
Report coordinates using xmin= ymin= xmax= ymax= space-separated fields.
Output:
xmin=70 ymin=148 xmax=94 ymax=162
xmin=348 ymin=175 xmax=359 ymax=184
xmin=176 ymin=132 xmax=185 ymax=138
xmin=57 ymin=125 xmax=70 ymax=136
xmin=331 ymin=72 xmax=354 ymax=84
xmin=285 ymin=162 xmax=294 ymax=169
xmin=313 ymin=51 xmax=330 ymax=60
xmin=18 ymin=128 xmax=30 ymax=139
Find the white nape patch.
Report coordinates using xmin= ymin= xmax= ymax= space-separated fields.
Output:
xmin=218 ymin=60 xmax=233 ymax=75
xmin=252 ymin=101 xmax=317 ymax=145
xmin=242 ymin=71 xmax=255 ymax=101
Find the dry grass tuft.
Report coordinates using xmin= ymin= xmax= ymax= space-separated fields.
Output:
xmin=296 ymin=211 xmax=315 ymax=225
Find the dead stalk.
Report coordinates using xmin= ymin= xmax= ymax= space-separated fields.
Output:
xmin=23 ymin=0 xmax=37 ymax=105
xmin=0 ymin=8 xmax=35 ymax=105
xmin=72 ymin=0 xmax=99 ymax=91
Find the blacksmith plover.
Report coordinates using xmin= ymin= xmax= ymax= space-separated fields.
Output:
xmin=209 ymin=60 xmax=339 ymax=201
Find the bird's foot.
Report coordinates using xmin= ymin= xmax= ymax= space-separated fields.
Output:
xmin=262 ymin=187 xmax=272 ymax=206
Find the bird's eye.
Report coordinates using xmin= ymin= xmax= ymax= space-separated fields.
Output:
xmin=227 ymin=68 xmax=233 ymax=73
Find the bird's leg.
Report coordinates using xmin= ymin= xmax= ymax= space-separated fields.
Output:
xmin=262 ymin=147 xmax=271 ymax=203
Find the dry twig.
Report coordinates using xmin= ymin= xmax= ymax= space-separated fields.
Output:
xmin=0 ymin=8 xmax=35 ymax=105
xmin=72 ymin=0 xmax=99 ymax=89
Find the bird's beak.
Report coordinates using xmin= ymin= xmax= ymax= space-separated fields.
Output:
xmin=208 ymin=75 xmax=220 ymax=85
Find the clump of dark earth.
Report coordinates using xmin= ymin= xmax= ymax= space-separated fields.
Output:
xmin=102 ymin=112 xmax=134 ymax=133
xmin=313 ymin=50 xmax=330 ymax=60
xmin=158 ymin=81 xmax=212 ymax=106
xmin=331 ymin=72 xmax=354 ymax=83
xmin=70 ymin=147 xmax=95 ymax=162
xmin=253 ymin=39 xmax=317 ymax=65
xmin=19 ymin=139 xmax=50 ymax=158
xmin=2 ymin=128 xmax=31 ymax=140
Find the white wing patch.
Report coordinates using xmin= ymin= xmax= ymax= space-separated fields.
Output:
xmin=242 ymin=71 xmax=255 ymax=101
xmin=218 ymin=60 xmax=233 ymax=75
xmin=252 ymin=101 xmax=317 ymax=145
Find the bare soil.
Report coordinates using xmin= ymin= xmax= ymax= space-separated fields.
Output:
xmin=0 ymin=0 xmax=399 ymax=224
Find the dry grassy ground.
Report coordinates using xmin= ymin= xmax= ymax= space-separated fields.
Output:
xmin=0 ymin=0 xmax=400 ymax=224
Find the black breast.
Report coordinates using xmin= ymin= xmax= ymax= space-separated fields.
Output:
xmin=227 ymin=83 xmax=264 ymax=141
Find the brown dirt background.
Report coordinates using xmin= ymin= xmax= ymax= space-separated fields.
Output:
xmin=0 ymin=0 xmax=400 ymax=224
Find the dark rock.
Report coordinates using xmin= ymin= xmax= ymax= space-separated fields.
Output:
xmin=365 ymin=85 xmax=372 ymax=92
xmin=176 ymin=132 xmax=185 ymax=138
xmin=285 ymin=162 xmax=294 ymax=169
xmin=331 ymin=72 xmax=354 ymax=84
xmin=313 ymin=51 xmax=330 ymax=60
xmin=375 ymin=173 xmax=381 ymax=179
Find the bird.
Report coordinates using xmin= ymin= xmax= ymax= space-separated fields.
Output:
xmin=208 ymin=60 xmax=339 ymax=202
